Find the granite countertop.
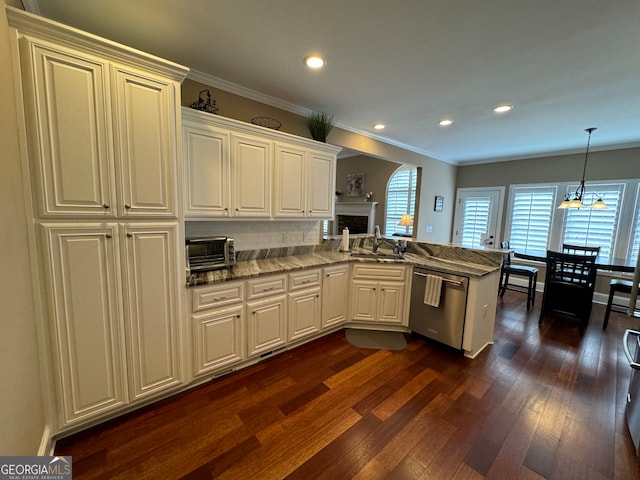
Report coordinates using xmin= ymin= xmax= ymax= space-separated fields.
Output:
xmin=186 ymin=240 xmax=501 ymax=288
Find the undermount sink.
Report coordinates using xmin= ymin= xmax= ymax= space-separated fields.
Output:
xmin=350 ymin=251 xmax=400 ymax=260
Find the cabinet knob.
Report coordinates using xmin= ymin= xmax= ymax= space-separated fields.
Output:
xmin=105 ymin=233 xmax=112 ymax=239
xmin=124 ymin=204 xmax=131 ymax=209
xmin=126 ymin=232 xmax=133 ymax=238
xmin=102 ymin=204 xmax=110 ymax=209
xmin=236 ymin=314 xmax=241 ymax=318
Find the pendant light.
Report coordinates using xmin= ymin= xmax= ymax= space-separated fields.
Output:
xmin=557 ymin=127 xmax=606 ymax=209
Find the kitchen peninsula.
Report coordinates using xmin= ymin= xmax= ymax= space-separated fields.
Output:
xmin=186 ymin=236 xmax=503 ymax=386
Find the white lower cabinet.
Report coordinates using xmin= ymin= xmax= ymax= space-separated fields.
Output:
xmin=42 ymin=222 xmax=182 ymax=427
xmin=191 ymin=281 xmax=245 ymax=377
xmin=192 ymin=305 xmax=245 ymax=377
xmin=119 ymin=224 xmax=182 ymax=401
xmin=322 ymin=265 xmax=350 ymax=329
xmin=246 ymin=275 xmax=287 ymax=356
xmin=349 ymin=264 xmax=408 ymax=326
xmin=288 ymin=269 xmax=322 ymax=341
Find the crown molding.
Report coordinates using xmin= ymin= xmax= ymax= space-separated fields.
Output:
xmin=187 ymin=69 xmax=447 ymax=164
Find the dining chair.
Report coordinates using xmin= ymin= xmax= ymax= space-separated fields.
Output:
xmin=562 ymin=243 xmax=600 ymax=256
xmin=538 ymin=250 xmax=597 ymax=334
xmin=603 ymin=278 xmax=639 ymax=329
xmin=498 ymin=241 xmax=538 ymax=310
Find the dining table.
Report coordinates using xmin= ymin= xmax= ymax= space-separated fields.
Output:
xmin=513 ymin=249 xmax=636 ymax=273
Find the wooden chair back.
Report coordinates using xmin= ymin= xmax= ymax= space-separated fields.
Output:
xmin=546 ymin=250 xmax=597 ymax=287
xmin=561 ymin=243 xmax=600 ymax=257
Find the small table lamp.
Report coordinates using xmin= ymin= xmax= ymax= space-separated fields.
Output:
xmin=398 ymin=214 xmax=413 ymax=227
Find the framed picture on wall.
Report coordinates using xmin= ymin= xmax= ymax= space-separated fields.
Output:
xmin=346 ymin=173 xmax=365 ymax=196
xmin=434 ymin=195 xmax=444 ymax=212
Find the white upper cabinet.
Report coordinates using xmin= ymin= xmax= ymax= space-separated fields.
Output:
xmin=111 ymin=67 xmax=178 ymax=217
xmin=273 ymin=144 xmax=335 ymax=219
xmin=183 ymin=123 xmax=231 ymax=217
xmin=306 ymin=150 xmax=335 ymax=218
xmin=230 ymin=133 xmax=273 ymax=218
xmin=16 ymin=26 xmax=184 ymax=219
xmin=24 ymin=41 xmax=115 ymax=217
xmin=273 ymin=143 xmax=306 ymax=217
xmin=181 ymin=108 xmax=340 ymax=220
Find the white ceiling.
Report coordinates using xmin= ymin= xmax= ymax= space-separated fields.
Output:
xmin=27 ymin=0 xmax=640 ymax=165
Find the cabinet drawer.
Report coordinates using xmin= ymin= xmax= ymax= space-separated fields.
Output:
xmin=246 ymin=274 xmax=287 ymax=300
xmin=288 ymin=268 xmax=321 ymax=291
xmin=192 ymin=281 xmax=244 ymax=312
xmin=352 ymin=264 xmax=407 ymax=281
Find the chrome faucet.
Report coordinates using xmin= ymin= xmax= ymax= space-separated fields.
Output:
xmin=372 ymin=225 xmax=383 ymax=253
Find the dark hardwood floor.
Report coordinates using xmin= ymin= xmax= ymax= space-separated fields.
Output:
xmin=55 ymin=290 xmax=640 ymax=479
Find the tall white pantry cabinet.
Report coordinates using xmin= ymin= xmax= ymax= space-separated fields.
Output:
xmin=8 ymin=8 xmax=189 ymax=431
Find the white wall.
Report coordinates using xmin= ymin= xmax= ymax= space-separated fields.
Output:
xmin=0 ymin=0 xmax=47 ymax=454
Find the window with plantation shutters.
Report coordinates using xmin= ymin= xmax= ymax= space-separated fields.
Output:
xmin=630 ymin=187 xmax=640 ymax=265
xmin=460 ymin=197 xmax=490 ymax=247
xmin=385 ymin=166 xmax=416 ymax=235
xmin=508 ymin=187 xmax=555 ymax=252
xmin=561 ymin=184 xmax=624 ymax=262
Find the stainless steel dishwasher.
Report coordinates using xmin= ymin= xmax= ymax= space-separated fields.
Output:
xmin=409 ymin=267 xmax=469 ymax=350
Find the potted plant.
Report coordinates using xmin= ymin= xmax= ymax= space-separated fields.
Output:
xmin=306 ymin=112 xmax=335 ymax=142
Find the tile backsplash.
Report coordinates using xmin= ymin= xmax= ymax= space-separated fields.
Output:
xmin=185 ymin=220 xmax=322 ymax=251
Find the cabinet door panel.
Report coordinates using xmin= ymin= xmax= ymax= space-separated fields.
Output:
xmin=247 ymin=294 xmax=286 ymax=356
xmin=28 ymin=41 xmax=114 ymax=217
xmin=349 ymin=280 xmax=378 ymax=322
xmin=273 ymin=143 xmax=306 ymax=218
xmin=183 ymin=125 xmax=230 ymax=216
xmin=43 ymin=224 xmax=126 ymax=425
xmin=231 ymin=134 xmax=272 ymax=217
xmin=288 ymin=287 xmax=321 ymax=341
xmin=113 ymin=68 xmax=177 ymax=216
xmin=120 ymin=223 xmax=181 ymax=401
xmin=378 ymin=282 xmax=406 ymax=324
xmin=322 ymin=265 xmax=349 ymax=329
xmin=307 ymin=151 xmax=335 ymax=218
xmin=192 ymin=304 xmax=244 ymax=376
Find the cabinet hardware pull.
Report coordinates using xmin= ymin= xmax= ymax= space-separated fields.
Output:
xmin=105 ymin=233 xmax=112 ymax=239
xmin=102 ymin=204 xmax=110 ymax=209
xmin=126 ymin=232 xmax=133 ymax=238
xmin=124 ymin=203 xmax=131 ymax=209
xmin=236 ymin=314 xmax=241 ymax=318
xmin=214 ymin=297 xmax=226 ymax=302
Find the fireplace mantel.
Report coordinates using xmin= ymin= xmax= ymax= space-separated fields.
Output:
xmin=333 ymin=202 xmax=378 ymax=234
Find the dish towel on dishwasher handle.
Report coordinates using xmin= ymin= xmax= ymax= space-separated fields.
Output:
xmin=424 ymin=274 xmax=443 ymax=307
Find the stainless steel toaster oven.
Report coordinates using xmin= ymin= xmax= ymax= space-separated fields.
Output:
xmin=186 ymin=237 xmax=235 ymax=273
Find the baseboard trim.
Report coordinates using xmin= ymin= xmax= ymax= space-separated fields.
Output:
xmin=38 ymin=425 xmax=55 ymax=455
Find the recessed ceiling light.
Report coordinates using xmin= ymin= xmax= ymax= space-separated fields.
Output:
xmin=493 ymin=104 xmax=513 ymax=113
xmin=439 ymin=119 xmax=453 ymax=127
xmin=303 ymin=55 xmax=326 ymax=69
xmin=373 ymin=123 xmax=385 ymax=130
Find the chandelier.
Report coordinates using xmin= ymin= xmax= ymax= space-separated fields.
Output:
xmin=557 ymin=127 xmax=606 ymax=209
